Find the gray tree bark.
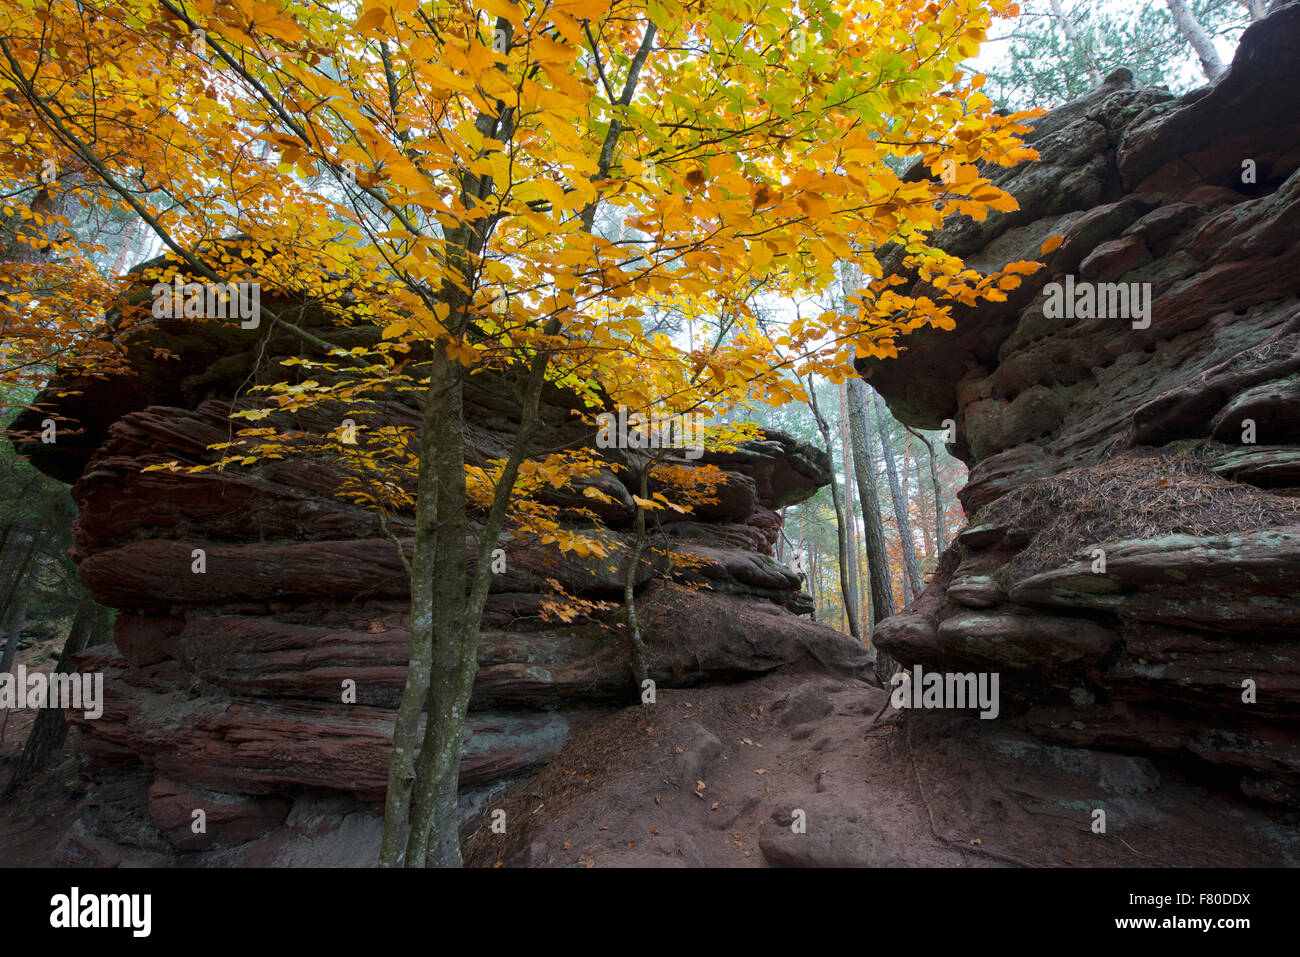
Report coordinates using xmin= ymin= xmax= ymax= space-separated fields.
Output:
xmin=872 ymin=390 xmax=923 ymax=604
xmin=808 ymin=378 xmax=860 ymax=641
xmin=837 ymin=383 xmax=862 ymax=629
xmin=1165 ymin=0 xmax=1226 ymax=79
xmin=1 ymin=601 xmax=28 ymax=675
xmin=907 ymin=426 xmax=947 ymax=553
xmin=846 ymin=379 xmax=897 ymax=683
xmin=381 ymin=19 xmax=659 ymax=866
xmin=621 ymin=461 xmax=651 ymax=691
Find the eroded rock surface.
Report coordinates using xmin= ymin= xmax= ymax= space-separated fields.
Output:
xmin=863 ymin=4 xmax=1300 ymax=808
xmin=12 ymin=272 xmax=869 ymax=867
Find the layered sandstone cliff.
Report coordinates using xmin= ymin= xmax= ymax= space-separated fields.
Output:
xmin=865 ymin=2 xmax=1300 ymax=807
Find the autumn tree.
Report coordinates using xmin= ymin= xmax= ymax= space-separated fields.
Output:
xmin=0 ymin=0 xmax=1040 ymax=865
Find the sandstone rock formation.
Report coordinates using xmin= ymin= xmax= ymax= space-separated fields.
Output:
xmin=864 ymin=2 xmax=1300 ymax=808
xmin=11 ymin=282 xmax=870 ymax=865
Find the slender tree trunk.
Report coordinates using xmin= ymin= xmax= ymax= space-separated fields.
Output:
xmin=1164 ymin=0 xmax=1226 ymax=79
xmin=110 ymin=216 xmax=146 ymax=276
xmin=808 ymin=549 xmax=819 ymax=618
xmin=382 ymin=19 xmax=658 ymax=866
xmin=907 ymin=426 xmax=947 ymax=553
xmin=4 ymin=602 xmax=102 ymax=797
xmin=1243 ymin=0 xmax=1266 ymax=21
xmin=846 ymin=379 xmax=896 ymax=682
xmin=1 ymin=601 xmax=28 ymax=675
xmin=808 ymin=378 xmax=860 ymax=641
xmin=903 ymin=434 xmax=932 ymax=560
xmin=380 ymin=352 xmax=454 ymax=868
xmin=404 ymin=349 xmax=472 ymax=868
xmin=621 ymin=462 xmax=651 ymax=692
xmin=872 ymin=390 xmax=923 ymax=604
xmin=0 ymin=533 xmax=43 ymax=634
xmin=796 ymin=513 xmax=805 ymax=577
xmin=837 ymin=384 xmax=862 ymax=628
xmin=402 ymin=340 xmax=554 ymax=868
xmin=1047 ymin=0 xmax=1104 ymax=86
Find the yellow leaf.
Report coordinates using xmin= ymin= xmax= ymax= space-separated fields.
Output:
xmin=796 ymin=192 xmax=831 ymax=220
xmin=479 ymin=0 xmax=526 ymax=26
xmin=355 ymin=7 xmax=389 ymax=31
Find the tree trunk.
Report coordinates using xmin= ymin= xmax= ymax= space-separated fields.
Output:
xmin=404 ymin=349 xmax=473 ymax=868
xmin=837 ymin=384 xmax=862 ymax=628
xmin=4 ymin=603 xmax=100 ymax=797
xmin=907 ymin=426 xmax=947 ymax=554
xmin=807 ymin=378 xmax=860 ymax=640
xmin=379 ymin=351 xmax=455 ymax=868
xmin=380 ymin=19 xmax=657 ymax=863
xmin=1165 ymin=0 xmax=1226 ymax=79
xmin=397 ymin=339 xmax=554 ymax=868
xmin=846 ymin=379 xmax=896 ymax=682
xmin=1 ymin=601 xmax=28 ymax=675
xmin=1047 ymin=0 xmax=1104 ymax=87
xmin=903 ymin=434 xmax=933 ymax=559
xmin=621 ymin=462 xmax=651 ymax=692
xmin=872 ymin=390 xmax=923 ymax=604
xmin=808 ymin=549 xmax=819 ymax=618
xmin=0 ymin=533 xmax=43 ymax=634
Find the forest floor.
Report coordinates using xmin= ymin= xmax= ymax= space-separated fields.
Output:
xmin=0 ymin=638 xmax=88 ymax=867
xmin=1 ymin=639 xmax=1295 ymax=868
xmin=463 ymin=669 xmax=1299 ymax=868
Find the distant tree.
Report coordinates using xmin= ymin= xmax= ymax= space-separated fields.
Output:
xmin=846 ymin=377 xmax=897 ymax=682
xmin=984 ymin=0 xmax=1252 ymax=109
xmin=807 ymin=375 xmax=860 ymax=641
xmin=872 ymin=390 xmax=923 ymax=606
xmin=1164 ymin=0 xmax=1226 ymax=78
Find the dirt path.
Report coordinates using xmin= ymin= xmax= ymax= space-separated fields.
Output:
xmin=465 ymin=668 xmax=1300 ymax=868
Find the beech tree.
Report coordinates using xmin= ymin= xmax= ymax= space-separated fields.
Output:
xmin=873 ymin=389 xmax=922 ymax=603
xmin=806 ymin=375 xmax=859 ymax=640
xmin=845 ymin=376 xmax=895 ymax=681
xmin=0 ymin=0 xmax=1042 ymax=865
